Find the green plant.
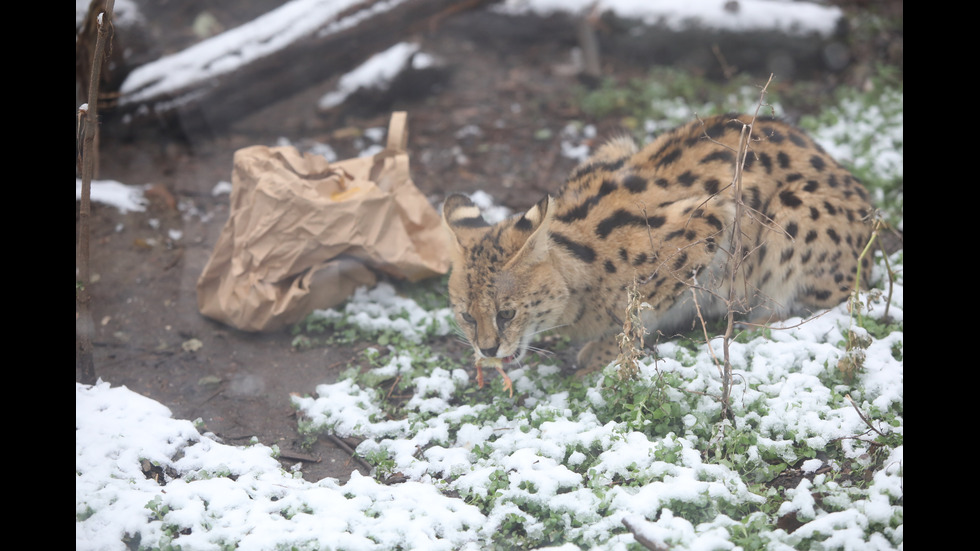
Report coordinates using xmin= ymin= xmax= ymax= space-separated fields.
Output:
xmin=283 ymin=115 xmax=902 ymax=547
xmin=577 ymin=68 xmax=772 ymax=127
xmin=360 ymin=447 xmax=397 ymax=479
xmin=799 ymin=83 xmax=904 ymax=229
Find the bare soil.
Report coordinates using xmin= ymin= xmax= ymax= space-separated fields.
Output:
xmin=76 ymin=2 xmax=902 ymax=483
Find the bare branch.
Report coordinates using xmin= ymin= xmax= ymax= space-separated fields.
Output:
xmin=77 ymin=0 xmax=115 ymax=385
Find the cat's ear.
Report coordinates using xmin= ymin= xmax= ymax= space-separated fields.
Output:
xmin=442 ymin=194 xmax=487 ymax=256
xmin=506 ymin=195 xmax=553 ymax=267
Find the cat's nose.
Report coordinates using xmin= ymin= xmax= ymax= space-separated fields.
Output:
xmin=480 ymin=345 xmax=498 ymax=357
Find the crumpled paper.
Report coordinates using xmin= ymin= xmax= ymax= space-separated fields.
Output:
xmin=197 ymin=112 xmax=448 ymax=331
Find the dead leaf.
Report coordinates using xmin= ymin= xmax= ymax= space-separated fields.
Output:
xmin=182 ymin=338 xmax=203 ymax=352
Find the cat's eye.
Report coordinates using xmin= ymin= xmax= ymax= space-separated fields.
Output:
xmin=460 ymin=312 xmax=476 ymax=324
xmin=497 ymin=309 xmax=515 ymax=321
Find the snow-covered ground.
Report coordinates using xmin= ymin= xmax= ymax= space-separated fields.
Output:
xmin=77 ymin=251 xmax=903 ymax=550
xmin=77 ymin=172 xmax=903 ymax=548
xmin=77 ymin=123 xmax=903 ymax=550
xmin=77 ymin=1 xmax=901 ymax=549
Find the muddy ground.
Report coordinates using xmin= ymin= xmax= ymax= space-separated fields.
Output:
xmin=76 ymin=1 xmax=902 ymax=483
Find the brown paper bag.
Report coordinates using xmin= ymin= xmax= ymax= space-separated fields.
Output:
xmin=196 ymin=112 xmax=449 ymax=332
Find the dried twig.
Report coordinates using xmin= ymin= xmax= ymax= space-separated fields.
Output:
xmin=325 ymin=434 xmax=374 ymax=473
xmin=845 ymin=394 xmax=886 ymax=437
xmin=718 ymin=75 xmax=773 ymax=421
xmin=278 ymin=449 xmax=322 ymax=463
xmin=77 ymin=0 xmax=115 ymax=385
xmin=615 ymin=278 xmax=647 ymax=380
xmin=622 ymin=516 xmax=670 ymax=551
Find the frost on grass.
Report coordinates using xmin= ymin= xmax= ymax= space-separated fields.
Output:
xmin=289 ymin=252 xmax=903 ymax=549
xmin=76 ymin=382 xmax=486 ymax=551
xmin=78 ymin=246 xmax=901 ymax=550
xmin=301 ymin=282 xmax=454 ymax=347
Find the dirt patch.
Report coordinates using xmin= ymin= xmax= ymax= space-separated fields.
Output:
xmin=76 ymin=3 xmax=901 ymax=483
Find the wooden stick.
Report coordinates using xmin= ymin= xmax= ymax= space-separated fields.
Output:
xmin=77 ymin=0 xmax=115 ymax=385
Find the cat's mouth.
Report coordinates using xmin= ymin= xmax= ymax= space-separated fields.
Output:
xmin=477 ymin=342 xmax=526 ymax=365
xmin=480 ymin=353 xmax=518 ymax=365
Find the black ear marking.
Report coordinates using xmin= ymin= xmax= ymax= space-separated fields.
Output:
xmin=443 ymin=194 xmax=489 ymax=229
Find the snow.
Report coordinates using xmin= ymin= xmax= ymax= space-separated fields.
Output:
xmin=78 ymin=251 xmax=903 ymax=549
xmin=104 ymin=0 xmax=843 ymax=111
xmin=807 ymin=87 xmax=905 ymax=184
xmin=498 ymin=0 xmax=843 ymax=36
xmin=117 ymin=0 xmax=407 ymax=105
xmin=75 ymin=179 xmax=147 ymax=213
xmin=78 ymin=1 xmax=900 ymax=549
xmin=318 ymin=42 xmax=435 ymax=110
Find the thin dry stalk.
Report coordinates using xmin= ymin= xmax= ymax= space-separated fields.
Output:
xmin=615 ymin=278 xmax=647 ymax=380
xmin=845 ymin=394 xmax=886 ymax=438
xmin=849 ymin=214 xmax=889 ymax=325
xmin=839 ymin=213 xmax=896 ymax=379
xmin=718 ymin=123 xmax=750 ymax=421
xmin=718 ymin=75 xmax=773 ymax=421
xmin=77 ymin=0 xmax=115 ymax=385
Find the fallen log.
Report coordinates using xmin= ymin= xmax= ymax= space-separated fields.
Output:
xmin=102 ymin=0 xmax=499 ymax=139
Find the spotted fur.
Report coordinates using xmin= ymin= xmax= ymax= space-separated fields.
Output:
xmin=443 ymin=114 xmax=873 ymax=373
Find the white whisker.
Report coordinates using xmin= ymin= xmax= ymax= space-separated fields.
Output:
xmin=524 ymin=323 xmax=569 ymax=341
xmin=523 ymin=344 xmax=554 ymax=358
